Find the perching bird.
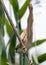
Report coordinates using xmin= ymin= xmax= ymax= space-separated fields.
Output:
xmin=17 ymin=4 xmax=33 ymax=50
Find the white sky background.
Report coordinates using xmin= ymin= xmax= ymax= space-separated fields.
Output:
xmin=3 ymin=0 xmax=46 ymax=65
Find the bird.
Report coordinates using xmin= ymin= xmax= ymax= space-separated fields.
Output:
xmin=16 ymin=4 xmax=33 ymax=50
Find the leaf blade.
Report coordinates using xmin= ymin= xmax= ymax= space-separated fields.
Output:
xmin=5 ymin=18 xmax=13 ymax=36
xmin=9 ymin=0 xmax=19 ymax=11
xmin=32 ymin=39 xmax=46 ymax=47
xmin=0 ymin=33 xmax=8 ymax=65
xmin=38 ymin=53 xmax=46 ymax=63
xmin=18 ymin=0 xmax=31 ymax=19
xmin=9 ymin=34 xmax=16 ymax=64
xmin=0 ymin=3 xmax=5 ymax=36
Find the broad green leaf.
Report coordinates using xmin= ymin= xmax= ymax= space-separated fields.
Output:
xmin=17 ymin=47 xmax=30 ymax=65
xmin=19 ymin=52 xmax=30 ymax=65
xmin=5 ymin=18 xmax=13 ymax=36
xmin=0 ymin=3 xmax=5 ymax=36
xmin=9 ymin=34 xmax=16 ymax=64
xmin=18 ymin=0 xmax=31 ymax=19
xmin=0 ymin=3 xmax=7 ymax=64
xmin=1 ymin=48 xmax=8 ymax=65
xmin=20 ymin=53 xmax=23 ymax=65
xmin=9 ymin=0 xmax=19 ymax=11
xmin=0 ymin=34 xmax=3 ymax=65
xmin=32 ymin=39 xmax=46 ymax=47
xmin=0 ymin=26 xmax=4 ymax=37
xmin=9 ymin=0 xmax=19 ymax=21
xmin=32 ymin=54 xmax=39 ymax=65
xmin=23 ymin=53 xmax=30 ymax=65
xmin=38 ymin=53 xmax=46 ymax=63
xmin=0 ymin=3 xmax=4 ymax=17
xmin=0 ymin=32 xmax=8 ymax=65
xmin=0 ymin=3 xmax=6 ymax=63
xmin=10 ymin=0 xmax=31 ymax=20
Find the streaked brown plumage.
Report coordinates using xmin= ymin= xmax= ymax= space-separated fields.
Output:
xmin=17 ymin=4 xmax=33 ymax=50
xmin=16 ymin=4 xmax=33 ymax=65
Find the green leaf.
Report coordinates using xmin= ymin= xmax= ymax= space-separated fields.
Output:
xmin=32 ymin=39 xmax=46 ymax=47
xmin=9 ymin=34 xmax=16 ymax=64
xmin=0 ymin=32 xmax=8 ymax=65
xmin=23 ymin=53 xmax=30 ymax=65
xmin=20 ymin=52 xmax=23 ymax=65
xmin=38 ymin=53 xmax=46 ymax=63
xmin=1 ymin=48 xmax=8 ymax=65
xmin=5 ymin=18 xmax=13 ymax=36
xmin=9 ymin=0 xmax=19 ymax=11
xmin=0 ymin=34 xmax=4 ymax=65
xmin=32 ymin=54 xmax=39 ymax=65
xmin=9 ymin=0 xmax=19 ymax=21
xmin=10 ymin=0 xmax=31 ymax=20
xmin=0 ymin=3 xmax=5 ymax=36
xmin=18 ymin=0 xmax=31 ymax=19
xmin=20 ymin=52 xmax=30 ymax=65
xmin=0 ymin=3 xmax=4 ymax=16
xmin=17 ymin=48 xmax=30 ymax=65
